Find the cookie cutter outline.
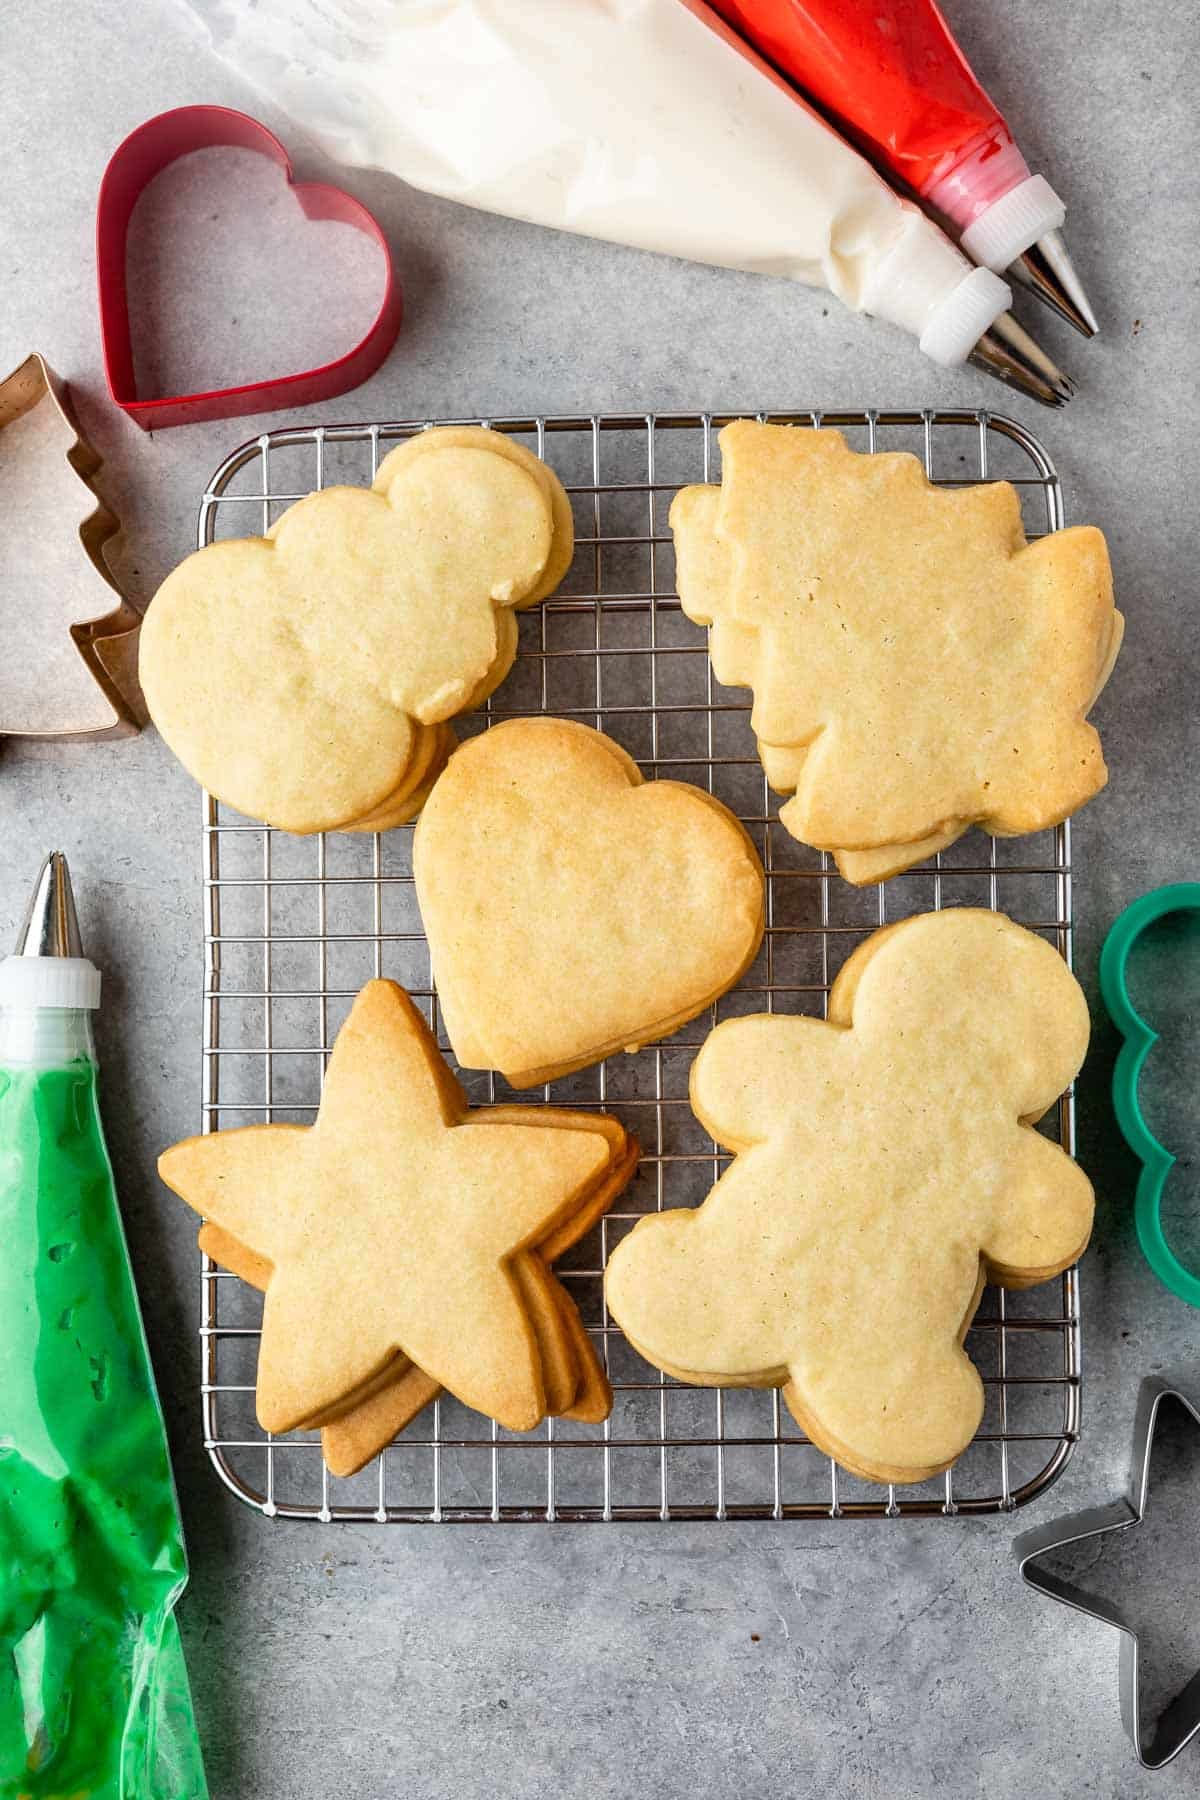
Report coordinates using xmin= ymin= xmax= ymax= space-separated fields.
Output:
xmin=97 ymin=105 xmax=404 ymax=431
xmin=0 ymin=351 xmax=144 ymax=742
xmin=1015 ymin=1380 xmax=1200 ymax=1769
xmin=1099 ymin=883 xmax=1200 ymax=1309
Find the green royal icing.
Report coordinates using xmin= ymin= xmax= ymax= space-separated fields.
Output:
xmin=0 ymin=1060 xmax=208 ymax=1799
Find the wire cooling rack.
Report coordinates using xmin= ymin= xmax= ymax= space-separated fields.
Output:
xmin=197 ymin=409 xmax=1080 ymax=1522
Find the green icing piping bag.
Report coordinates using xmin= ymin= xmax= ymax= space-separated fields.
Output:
xmin=0 ymin=854 xmax=208 ymax=1799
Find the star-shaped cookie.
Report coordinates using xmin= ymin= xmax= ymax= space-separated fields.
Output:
xmin=672 ymin=422 xmax=1122 ymax=881
xmin=195 ymin=1103 xmax=637 ymax=1473
xmin=605 ymin=908 xmax=1094 ymax=1484
xmin=159 ymin=980 xmax=633 ymax=1433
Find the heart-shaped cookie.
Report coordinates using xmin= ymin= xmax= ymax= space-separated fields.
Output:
xmin=414 ymin=718 xmax=766 ymax=1086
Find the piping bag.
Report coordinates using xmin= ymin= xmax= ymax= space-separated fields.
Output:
xmin=184 ymin=0 xmax=1072 ymax=405
xmin=0 ymin=855 xmax=208 ymax=1800
xmin=706 ymin=0 xmax=1099 ymax=335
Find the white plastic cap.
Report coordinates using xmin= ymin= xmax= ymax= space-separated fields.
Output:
xmin=961 ymin=175 xmax=1067 ymax=273
xmin=0 ymin=954 xmax=102 ymax=1010
xmin=858 ymin=207 xmax=1009 ymax=362
xmin=919 ymin=266 xmax=1012 ymax=367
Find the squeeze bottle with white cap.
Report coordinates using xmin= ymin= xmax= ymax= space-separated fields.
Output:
xmin=0 ymin=853 xmax=208 ymax=1799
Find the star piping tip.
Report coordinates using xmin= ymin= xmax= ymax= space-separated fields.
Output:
xmin=969 ymin=309 xmax=1076 ymax=409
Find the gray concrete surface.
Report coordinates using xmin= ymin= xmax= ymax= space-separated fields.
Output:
xmin=2 ymin=0 xmax=1199 ymax=1793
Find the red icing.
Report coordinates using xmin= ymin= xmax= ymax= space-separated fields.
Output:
xmin=706 ymin=0 xmax=1011 ymax=196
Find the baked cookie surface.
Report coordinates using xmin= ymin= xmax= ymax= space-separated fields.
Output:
xmin=672 ymin=421 xmax=1122 ymax=879
xmin=197 ymin=1105 xmax=637 ymax=1474
xmin=159 ymin=980 xmax=633 ymax=1437
xmin=140 ymin=428 xmax=573 ymax=833
xmin=414 ymin=717 xmax=766 ymax=1087
xmin=605 ymin=908 xmax=1094 ymax=1484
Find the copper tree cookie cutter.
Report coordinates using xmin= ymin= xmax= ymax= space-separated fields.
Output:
xmin=0 ymin=352 xmax=144 ymax=741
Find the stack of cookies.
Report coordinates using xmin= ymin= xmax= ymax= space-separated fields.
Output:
xmin=671 ymin=421 xmax=1123 ymax=881
xmin=159 ymin=981 xmax=637 ymax=1476
xmin=148 ymin=417 xmax=1111 ymax=1489
xmin=414 ymin=718 xmax=767 ymax=1086
xmin=139 ymin=427 xmax=574 ymax=833
xmin=605 ymin=909 xmax=1095 ymax=1485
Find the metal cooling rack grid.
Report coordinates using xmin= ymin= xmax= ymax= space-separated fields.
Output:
xmin=197 ymin=409 xmax=1080 ymax=1522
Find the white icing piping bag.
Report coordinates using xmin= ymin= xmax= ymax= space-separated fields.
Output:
xmin=189 ymin=0 xmax=1073 ymax=402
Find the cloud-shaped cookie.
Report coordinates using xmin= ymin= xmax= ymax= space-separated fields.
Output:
xmin=605 ymin=908 xmax=1094 ymax=1485
xmin=140 ymin=428 xmax=573 ymax=832
xmin=672 ymin=423 xmax=1122 ymax=879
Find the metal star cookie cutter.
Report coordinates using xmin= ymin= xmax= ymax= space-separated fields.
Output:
xmin=0 ymin=351 xmax=144 ymax=741
xmin=1099 ymin=884 xmax=1200 ymax=1309
xmin=1016 ymin=1380 xmax=1200 ymax=1770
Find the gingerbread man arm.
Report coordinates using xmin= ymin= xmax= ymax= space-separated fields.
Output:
xmin=979 ymin=1125 xmax=1095 ymax=1286
xmin=604 ymin=1157 xmax=793 ymax=1382
xmin=689 ymin=1011 xmax=842 ymax=1151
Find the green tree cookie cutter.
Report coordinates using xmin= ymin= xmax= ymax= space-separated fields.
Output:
xmin=1099 ymin=883 xmax=1200 ymax=1308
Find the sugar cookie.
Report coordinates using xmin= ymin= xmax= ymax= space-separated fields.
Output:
xmin=160 ymin=981 xmax=631 ymax=1434
xmin=605 ymin=908 xmax=1093 ymax=1484
xmin=414 ymin=718 xmax=766 ymax=1087
xmin=672 ymin=422 xmax=1121 ymax=880
xmin=140 ymin=428 xmax=573 ymax=832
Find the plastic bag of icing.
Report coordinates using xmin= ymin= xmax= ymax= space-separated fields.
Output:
xmin=0 ymin=869 xmax=209 ymax=1800
xmin=180 ymin=0 xmax=1010 ymax=364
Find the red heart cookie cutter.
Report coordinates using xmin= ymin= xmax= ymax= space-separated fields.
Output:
xmin=97 ymin=106 xmax=403 ymax=431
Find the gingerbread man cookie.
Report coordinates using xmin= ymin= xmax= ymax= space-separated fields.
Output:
xmin=605 ymin=909 xmax=1094 ymax=1484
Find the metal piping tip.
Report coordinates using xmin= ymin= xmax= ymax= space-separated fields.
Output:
xmin=969 ymin=310 xmax=1076 ymax=408
xmin=14 ymin=853 xmax=84 ymax=960
xmin=1007 ymin=229 xmax=1099 ymax=338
